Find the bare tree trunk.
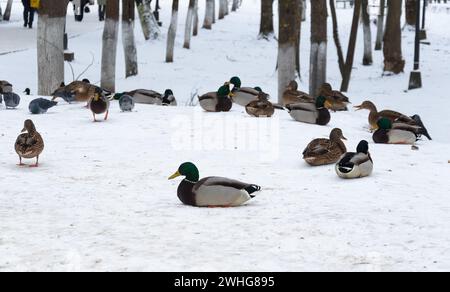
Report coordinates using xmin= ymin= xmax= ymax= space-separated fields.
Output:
xmin=219 ymin=0 xmax=226 ymax=19
xmin=361 ymin=0 xmax=373 ymax=65
xmin=405 ymin=0 xmax=417 ymax=26
xmin=225 ymin=0 xmax=229 ymax=15
xmin=375 ymin=0 xmax=385 ymax=51
xmin=232 ymin=0 xmax=239 ymax=11
xmin=37 ymin=0 xmax=69 ymax=95
xmin=203 ymin=0 xmax=213 ymax=29
xmin=101 ymin=0 xmax=120 ymax=92
xmin=213 ymin=0 xmax=216 ymax=23
xmin=184 ymin=0 xmax=196 ymax=48
xmin=193 ymin=0 xmax=199 ymax=36
xmin=340 ymin=0 xmax=361 ymax=92
xmin=259 ymin=0 xmax=274 ymax=40
xmin=2 ymin=0 xmax=13 ymax=21
xmin=278 ymin=0 xmax=300 ymax=103
xmin=384 ymin=0 xmax=405 ymax=74
xmin=302 ymin=0 xmax=306 ymax=21
xmin=295 ymin=0 xmax=303 ymax=76
xmin=166 ymin=0 xmax=179 ymax=63
xmin=123 ymin=0 xmax=138 ymax=77
xmin=136 ymin=0 xmax=160 ymax=40
xmin=309 ymin=0 xmax=327 ymax=96
xmin=330 ymin=0 xmax=345 ymax=77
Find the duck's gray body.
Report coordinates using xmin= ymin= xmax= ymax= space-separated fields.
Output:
xmin=3 ymin=92 xmax=20 ymax=109
xmin=231 ymin=87 xmax=261 ymax=107
xmin=125 ymin=89 xmax=177 ymax=106
xmin=119 ymin=95 xmax=135 ymax=112
xmin=287 ymin=102 xmax=330 ymax=125
xmin=29 ymin=98 xmax=58 ymax=114
xmin=336 ymin=153 xmax=373 ymax=179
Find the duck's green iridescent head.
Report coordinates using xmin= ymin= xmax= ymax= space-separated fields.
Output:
xmin=377 ymin=117 xmax=392 ymax=130
xmin=217 ymin=84 xmax=231 ymax=97
xmin=315 ymin=96 xmax=327 ymax=108
xmin=168 ymin=162 xmax=200 ymax=182
xmin=229 ymin=76 xmax=242 ymax=89
xmin=254 ymin=87 xmax=263 ymax=92
xmin=114 ymin=92 xmax=125 ymax=100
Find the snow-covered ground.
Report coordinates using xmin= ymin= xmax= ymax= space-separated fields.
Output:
xmin=1 ymin=0 xmax=450 ymax=271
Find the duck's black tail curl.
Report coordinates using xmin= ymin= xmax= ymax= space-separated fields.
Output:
xmin=411 ymin=114 xmax=432 ymax=140
xmin=245 ymin=185 xmax=262 ymax=197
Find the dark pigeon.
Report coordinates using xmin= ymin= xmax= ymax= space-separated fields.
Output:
xmin=119 ymin=95 xmax=135 ymax=112
xmin=3 ymin=92 xmax=20 ymax=109
xmin=29 ymin=98 xmax=58 ymax=114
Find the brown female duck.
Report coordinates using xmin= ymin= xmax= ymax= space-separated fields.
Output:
xmin=245 ymin=92 xmax=275 ymax=117
xmin=282 ymin=80 xmax=314 ymax=107
xmin=15 ymin=120 xmax=45 ymax=167
xmin=318 ymin=83 xmax=351 ymax=111
xmin=303 ymin=128 xmax=347 ymax=166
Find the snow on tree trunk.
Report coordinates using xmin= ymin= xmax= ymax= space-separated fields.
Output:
xmin=3 ymin=0 xmax=13 ymax=21
xmin=37 ymin=0 xmax=69 ymax=96
xmin=166 ymin=0 xmax=179 ymax=63
xmin=383 ymin=0 xmax=405 ymax=74
xmin=375 ymin=0 xmax=385 ymax=51
xmin=259 ymin=0 xmax=274 ymax=40
xmin=184 ymin=0 xmax=196 ymax=49
xmin=278 ymin=0 xmax=299 ymax=104
xmin=232 ymin=0 xmax=239 ymax=11
xmin=122 ymin=0 xmax=138 ymax=77
xmin=219 ymin=0 xmax=226 ymax=20
xmin=405 ymin=0 xmax=417 ymax=27
xmin=361 ymin=0 xmax=373 ymax=65
xmin=309 ymin=0 xmax=327 ymax=96
xmin=101 ymin=0 xmax=120 ymax=92
xmin=136 ymin=0 xmax=160 ymax=40
xmin=203 ymin=0 xmax=213 ymax=29
xmin=193 ymin=0 xmax=199 ymax=36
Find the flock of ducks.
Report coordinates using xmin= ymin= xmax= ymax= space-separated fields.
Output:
xmin=0 ymin=76 xmax=432 ymax=208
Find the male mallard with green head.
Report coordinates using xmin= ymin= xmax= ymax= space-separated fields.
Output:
xmin=336 ymin=140 xmax=373 ymax=179
xmin=168 ymin=162 xmax=261 ymax=207
xmin=89 ymin=87 xmax=109 ymax=122
xmin=286 ymin=96 xmax=331 ymax=126
xmin=245 ymin=91 xmax=275 ymax=117
xmin=354 ymin=100 xmax=432 ymax=140
xmin=282 ymin=80 xmax=314 ymax=106
xmin=318 ymin=83 xmax=351 ymax=111
xmin=115 ymin=89 xmax=177 ymax=106
xmin=228 ymin=76 xmax=262 ymax=107
xmin=198 ymin=83 xmax=233 ymax=112
xmin=373 ymin=118 xmax=419 ymax=145
xmin=15 ymin=120 xmax=44 ymax=167
xmin=303 ymin=128 xmax=347 ymax=166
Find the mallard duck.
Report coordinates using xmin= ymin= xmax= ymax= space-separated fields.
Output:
xmin=354 ymin=100 xmax=432 ymax=140
xmin=303 ymin=128 xmax=347 ymax=166
xmin=116 ymin=89 xmax=177 ymax=106
xmin=0 ymin=80 xmax=13 ymax=94
xmin=228 ymin=76 xmax=263 ymax=107
xmin=318 ymin=83 xmax=351 ymax=111
xmin=336 ymin=140 xmax=373 ymax=179
xmin=198 ymin=84 xmax=233 ymax=112
xmin=89 ymin=87 xmax=109 ymax=122
xmin=15 ymin=120 xmax=44 ymax=167
xmin=245 ymin=91 xmax=275 ymax=117
xmin=24 ymin=88 xmax=31 ymax=95
xmin=168 ymin=162 xmax=261 ymax=207
xmin=29 ymin=98 xmax=58 ymax=114
xmin=282 ymin=80 xmax=314 ymax=106
xmin=119 ymin=95 xmax=135 ymax=112
xmin=2 ymin=92 xmax=20 ymax=109
xmin=52 ymin=81 xmax=106 ymax=104
xmin=373 ymin=118 xmax=420 ymax=145
xmin=286 ymin=96 xmax=331 ymax=126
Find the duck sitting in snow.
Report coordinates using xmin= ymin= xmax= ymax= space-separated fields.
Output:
xmin=228 ymin=76 xmax=263 ymax=107
xmin=282 ymin=80 xmax=314 ymax=107
xmin=245 ymin=91 xmax=275 ymax=117
xmin=168 ymin=162 xmax=261 ymax=207
xmin=303 ymin=128 xmax=347 ymax=166
xmin=336 ymin=140 xmax=373 ymax=179
xmin=198 ymin=83 xmax=233 ymax=112
xmin=89 ymin=87 xmax=109 ymax=122
xmin=318 ymin=83 xmax=351 ymax=111
xmin=116 ymin=89 xmax=177 ymax=106
xmin=15 ymin=119 xmax=44 ymax=167
xmin=119 ymin=95 xmax=135 ymax=112
xmin=354 ymin=100 xmax=432 ymax=140
xmin=286 ymin=96 xmax=331 ymax=126
xmin=3 ymin=92 xmax=21 ymax=109
xmin=373 ymin=118 xmax=421 ymax=145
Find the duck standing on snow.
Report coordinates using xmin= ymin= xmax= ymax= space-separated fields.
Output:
xmin=318 ymin=83 xmax=351 ymax=111
xmin=0 ymin=80 xmax=13 ymax=94
xmin=15 ymin=120 xmax=45 ymax=167
xmin=198 ymin=83 xmax=233 ymax=112
xmin=89 ymin=87 xmax=109 ymax=122
xmin=373 ymin=118 xmax=420 ymax=145
xmin=245 ymin=91 xmax=275 ymax=117
xmin=29 ymin=98 xmax=58 ymax=114
xmin=52 ymin=81 xmax=107 ymax=104
xmin=354 ymin=100 xmax=432 ymax=140
xmin=168 ymin=162 xmax=261 ymax=207
xmin=228 ymin=76 xmax=262 ymax=107
xmin=116 ymin=89 xmax=177 ymax=106
xmin=282 ymin=80 xmax=314 ymax=107
xmin=119 ymin=95 xmax=135 ymax=112
xmin=3 ymin=92 xmax=21 ymax=109
xmin=303 ymin=128 xmax=347 ymax=166
xmin=336 ymin=140 xmax=373 ymax=179
xmin=286 ymin=96 xmax=331 ymax=126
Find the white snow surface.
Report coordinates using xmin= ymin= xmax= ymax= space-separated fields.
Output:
xmin=1 ymin=0 xmax=450 ymax=271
